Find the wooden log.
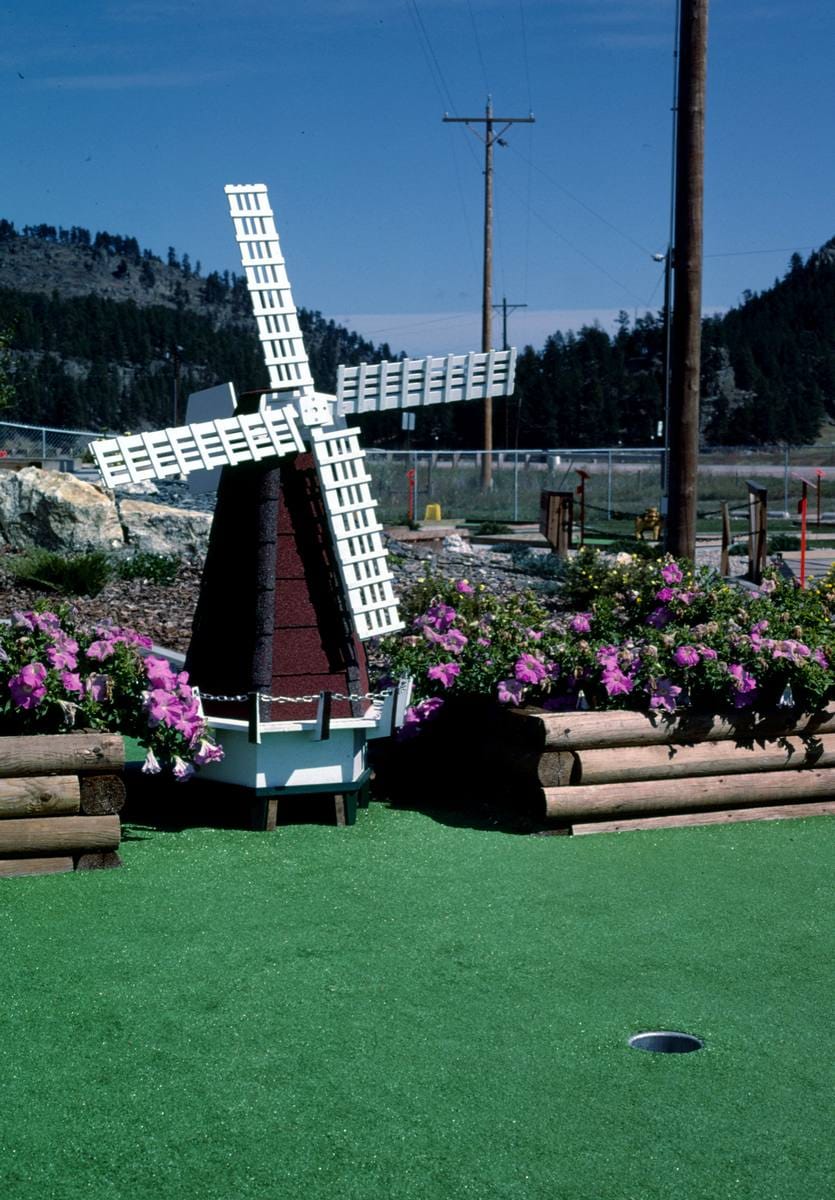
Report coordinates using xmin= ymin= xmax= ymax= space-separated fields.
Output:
xmin=0 ymin=815 xmax=120 ymax=855
xmin=0 ymin=775 xmax=80 ymax=819
xmin=0 ymin=734 xmax=124 ymax=778
xmin=571 ymin=800 xmax=835 ymax=836
xmin=0 ymin=856 xmax=75 ymax=877
xmin=79 ymin=774 xmax=126 ymax=816
xmin=75 ymin=851 xmax=123 ymax=870
xmin=544 ymin=767 xmax=835 ymax=821
xmin=498 ymin=706 xmax=835 ymax=752
xmin=516 ymin=733 xmax=835 ymax=788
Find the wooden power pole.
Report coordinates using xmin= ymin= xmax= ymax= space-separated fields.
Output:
xmin=666 ymin=0 xmax=709 ymax=560
xmin=444 ymin=98 xmax=534 ymax=488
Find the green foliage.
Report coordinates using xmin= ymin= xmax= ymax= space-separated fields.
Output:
xmin=116 ymin=551 xmax=179 ymax=586
xmin=768 ymin=532 xmax=801 ymax=552
xmin=471 ymin=520 xmax=512 ymax=535
xmin=379 ymin=550 xmax=835 ymax=727
xmin=0 ymin=325 xmax=14 ymax=408
xmin=7 ymin=549 xmax=113 ymax=596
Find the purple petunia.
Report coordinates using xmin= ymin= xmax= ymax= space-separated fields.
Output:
xmin=192 ymin=738 xmax=225 ymax=766
xmin=144 ymin=655 xmax=178 ymax=689
xmin=60 ymin=670 xmax=83 ymax=694
xmin=601 ymin=666 xmax=635 ymax=697
xmin=673 ymin=644 xmax=700 ymax=668
xmin=427 ymin=661 xmax=461 ymax=688
xmin=661 ymin=561 xmax=683 ymax=584
xmin=9 ymin=662 xmax=48 ymax=710
xmin=649 ymin=678 xmax=682 ymax=712
xmin=570 ymin=612 xmax=592 ymax=634
xmin=455 ymin=579 xmax=474 ymax=594
xmin=515 ymin=653 xmax=548 ymax=685
xmin=497 ymin=678 xmax=525 ymax=705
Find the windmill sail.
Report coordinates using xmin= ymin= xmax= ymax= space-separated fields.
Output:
xmin=336 ymin=349 xmax=517 ymax=415
xmin=90 ymin=403 xmax=304 ymax=488
xmin=311 ymin=426 xmax=404 ymax=640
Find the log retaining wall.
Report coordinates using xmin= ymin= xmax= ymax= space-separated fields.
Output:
xmin=0 ymin=734 xmax=125 ymax=875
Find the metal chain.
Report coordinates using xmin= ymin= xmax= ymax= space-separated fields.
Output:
xmin=197 ymin=689 xmax=395 ymax=704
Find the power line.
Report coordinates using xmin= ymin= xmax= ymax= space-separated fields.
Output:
xmin=507 ymin=143 xmax=657 ymax=259
xmin=404 ymin=0 xmax=458 ymax=114
xmin=465 ymin=0 xmax=490 ymax=95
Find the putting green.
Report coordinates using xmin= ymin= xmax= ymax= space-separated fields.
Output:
xmin=0 ymin=805 xmax=831 ymax=1199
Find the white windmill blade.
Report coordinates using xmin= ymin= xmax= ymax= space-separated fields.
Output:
xmin=89 ymin=403 xmax=305 ymax=488
xmin=335 ymin=348 xmax=517 ymax=416
xmin=310 ymin=425 xmax=404 ymax=641
xmin=225 ymin=184 xmax=331 ymax=427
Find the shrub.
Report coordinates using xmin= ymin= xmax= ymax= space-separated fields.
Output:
xmin=7 ymin=549 xmax=113 ymax=596
xmin=116 ymin=551 xmax=180 ymax=586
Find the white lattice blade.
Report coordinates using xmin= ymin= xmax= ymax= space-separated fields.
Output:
xmin=224 ymin=183 xmax=316 ymax=397
xmin=312 ymin=426 xmax=405 ymax=640
xmin=336 ymin=349 xmax=517 ymax=415
xmin=90 ymin=404 xmax=304 ymax=488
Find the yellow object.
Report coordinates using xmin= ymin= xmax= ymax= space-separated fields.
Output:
xmin=424 ymin=503 xmax=442 ymax=522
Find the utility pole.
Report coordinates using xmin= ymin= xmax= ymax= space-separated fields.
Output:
xmin=444 ymin=98 xmax=534 ymax=488
xmin=494 ymin=296 xmax=528 ymax=448
xmin=666 ymin=0 xmax=709 ymax=561
xmin=492 ymin=296 xmax=528 ymax=353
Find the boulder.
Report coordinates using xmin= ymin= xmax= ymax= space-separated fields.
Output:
xmin=0 ymin=467 xmax=124 ymax=552
xmin=118 ymin=498 xmax=212 ymax=560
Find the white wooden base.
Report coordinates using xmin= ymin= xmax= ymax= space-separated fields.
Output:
xmin=201 ymin=717 xmax=378 ymax=792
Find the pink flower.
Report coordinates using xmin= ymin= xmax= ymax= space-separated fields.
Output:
xmin=192 ymin=738 xmax=224 ymax=766
xmin=144 ymin=688 xmax=182 ymax=726
xmin=673 ymin=645 xmax=700 ymax=668
xmin=650 ymin=679 xmax=682 ymax=712
xmin=497 ymin=678 xmax=525 ymax=705
xmin=515 ymin=654 xmax=547 ymax=685
xmin=141 ymin=748 xmax=162 ymax=775
xmin=86 ymin=674 xmax=109 ymax=703
xmin=399 ymin=696 xmax=445 ymax=739
xmin=423 ymin=603 xmax=456 ymax=634
xmin=601 ymin=667 xmax=635 ymax=697
xmin=144 ymin=655 xmax=177 ymax=689
xmin=441 ymin=629 xmax=469 ymax=655
xmin=172 ymin=756 xmax=195 ymax=782
xmin=655 ymin=587 xmax=676 ymax=602
xmin=661 ymin=561 xmax=683 ymax=584
xmin=60 ymin=671 xmax=83 ymax=694
xmin=455 ymin=580 xmax=474 ymax=594
xmin=86 ymin=639 xmax=115 ymax=662
xmin=569 ymin=612 xmax=592 ymax=634
xmin=427 ymin=661 xmax=461 ymax=688
xmin=46 ymin=639 xmax=79 ymax=671
xmin=9 ymin=662 xmax=47 ymax=710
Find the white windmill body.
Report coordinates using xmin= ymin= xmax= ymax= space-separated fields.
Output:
xmin=89 ymin=184 xmax=517 ymax=822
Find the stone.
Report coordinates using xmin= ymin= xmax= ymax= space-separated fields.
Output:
xmin=118 ymin=498 xmax=212 ymax=560
xmin=0 ymin=466 xmax=124 ymax=552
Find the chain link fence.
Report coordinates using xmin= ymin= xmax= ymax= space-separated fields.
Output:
xmin=0 ymin=420 xmax=102 ymax=468
xmin=1 ymin=420 xmax=832 ymax=530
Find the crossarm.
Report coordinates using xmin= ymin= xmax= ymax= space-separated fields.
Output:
xmin=89 ymin=404 xmax=305 ymax=488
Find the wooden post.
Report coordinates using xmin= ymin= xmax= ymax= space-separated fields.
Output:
xmin=0 ymin=733 xmax=124 ymax=778
xmin=720 ymin=500 xmax=731 ymax=576
xmin=746 ymin=480 xmax=767 ymax=584
xmin=665 ymin=0 xmax=709 ymax=562
xmin=799 ymin=479 xmax=808 ymax=588
xmin=539 ymin=490 xmax=573 ymax=556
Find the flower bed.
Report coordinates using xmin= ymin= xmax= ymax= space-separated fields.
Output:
xmin=377 ymin=550 xmax=835 ymax=728
xmin=0 ymin=607 xmax=222 ymax=778
xmin=374 ymin=551 xmax=835 ymax=832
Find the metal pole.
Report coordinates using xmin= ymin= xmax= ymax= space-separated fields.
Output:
xmin=607 ymin=449 xmax=613 ymax=519
xmin=513 ymin=452 xmax=519 ymax=521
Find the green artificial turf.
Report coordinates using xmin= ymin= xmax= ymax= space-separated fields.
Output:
xmin=1 ymin=806 xmax=832 ymax=1200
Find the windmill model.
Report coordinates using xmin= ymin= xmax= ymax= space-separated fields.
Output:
xmin=89 ymin=184 xmax=517 ymax=823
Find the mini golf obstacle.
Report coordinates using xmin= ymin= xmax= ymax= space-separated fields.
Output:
xmin=495 ymin=706 xmax=835 ymax=834
xmin=0 ymin=733 xmax=124 ymax=876
xmin=89 ymin=184 xmax=517 ymax=827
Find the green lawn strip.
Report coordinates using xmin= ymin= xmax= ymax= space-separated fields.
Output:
xmin=0 ymin=807 xmax=831 ymax=1200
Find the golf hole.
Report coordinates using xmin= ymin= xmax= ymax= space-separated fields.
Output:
xmin=629 ymin=1030 xmax=704 ymax=1054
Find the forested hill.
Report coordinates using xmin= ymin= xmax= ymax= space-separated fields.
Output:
xmin=0 ymin=218 xmax=833 ymax=446
xmin=511 ymin=239 xmax=835 ymax=448
xmin=0 ymin=219 xmax=400 ymax=433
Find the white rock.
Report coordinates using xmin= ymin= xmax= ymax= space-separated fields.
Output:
xmin=0 ymin=466 xmax=124 ymax=552
xmin=442 ymin=533 xmax=474 ymax=555
xmin=118 ymin=498 xmax=212 ymax=560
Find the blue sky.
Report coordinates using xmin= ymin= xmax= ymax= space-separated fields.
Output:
xmin=4 ymin=1 xmax=834 ymax=356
